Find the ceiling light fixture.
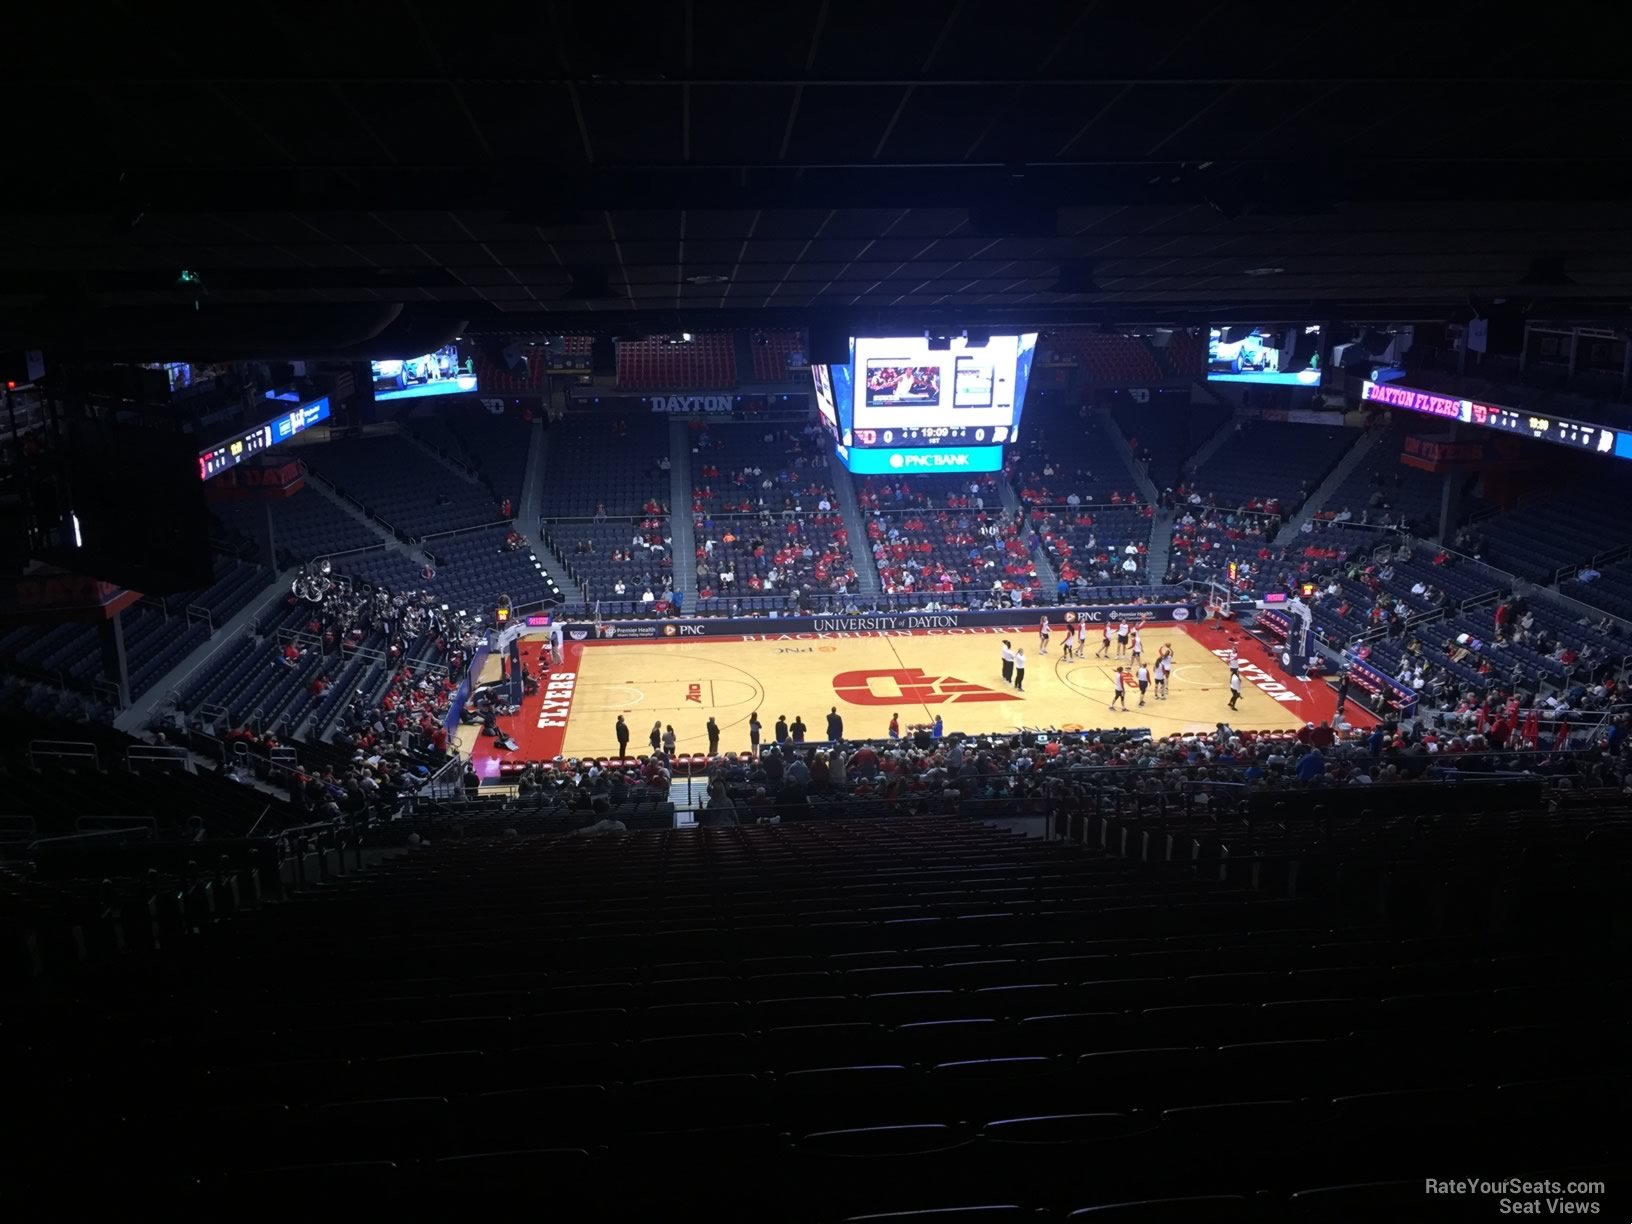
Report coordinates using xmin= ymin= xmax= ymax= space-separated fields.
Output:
xmin=686 ymin=274 xmax=730 ymax=285
xmin=1244 ymin=267 xmax=1286 ymax=277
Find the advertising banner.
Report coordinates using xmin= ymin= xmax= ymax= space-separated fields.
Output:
xmin=555 ymin=603 xmax=1202 ymax=642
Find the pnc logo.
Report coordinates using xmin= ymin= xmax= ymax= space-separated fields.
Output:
xmin=832 ymin=667 xmax=1020 ymax=706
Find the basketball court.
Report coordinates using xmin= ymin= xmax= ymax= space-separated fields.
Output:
xmin=464 ymin=620 xmax=1367 ymax=779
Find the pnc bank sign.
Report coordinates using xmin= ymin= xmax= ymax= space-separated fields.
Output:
xmin=890 ymin=451 xmax=969 ymax=469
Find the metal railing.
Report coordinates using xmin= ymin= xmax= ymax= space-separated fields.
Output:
xmin=420 ymin=517 xmax=518 ymax=544
xmin=125 ymin=744 xmax=193 ymax=774
xmin=29 ymin=823 xmax=156 ymax=851
xmin=29 ymin=740 xmax=99 ymax=770
xmin=92 ymin=679 xmax=123 ymax=710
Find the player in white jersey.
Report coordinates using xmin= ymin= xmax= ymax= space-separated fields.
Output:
xmin=1000 ymin=639 xmax=1015 ymax=685
xmin=1096 ymin=622 xmax=1113 ymax=658
xmin=1077 ymin=619 xmax=1089 ymax=654
xmin=1108 ymin=666 xmax=1128 ymax=710
xmin=1226 ymin=645 xmax=1239 ymax=673
xmin=1135 ymin=662 xmax=1150 ymax=706
xmin=1061 ymin=632 xmax=1076 ymax=662
xmin=1129 ymin=627 xmax=1143 ymax=663
xmin=1038 ymin=616 xmax=1050 ymax=655
xmin=1116 ymin=620 xmax=1130 ymax=658
xmin=1228 ymin=667 xmax=1242 ymax=710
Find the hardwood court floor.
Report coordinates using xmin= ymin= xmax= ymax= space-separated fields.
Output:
xmin=466 ymin=620 xmax=1362 ymax=778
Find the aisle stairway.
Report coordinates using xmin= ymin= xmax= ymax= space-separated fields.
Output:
xmin=667 ymin=418 xmax=697 ymax=600
xmin=834 ymin=470 xmax=882 ymax=597
xmin=515 ymin=417 xmax=581 ymax=608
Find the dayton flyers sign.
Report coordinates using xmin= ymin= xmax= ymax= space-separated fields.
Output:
xmin=832 ymin=667 xmax=1018 ymax=705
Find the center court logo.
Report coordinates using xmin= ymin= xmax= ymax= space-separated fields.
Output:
xmin=832 ymin=667 xmax=1019 ymax=705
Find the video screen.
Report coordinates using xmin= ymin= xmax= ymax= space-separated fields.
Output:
xmin=811 ymin=363 xmax=840 ymax=443
xmin=866 ymin=363 xmax=942 ymax=407
xmin=1207 ymin=325 xmax=1322 ymax=386
xmin=850 ymin=334 xmax=1033 ymax=439
xmin=954 ymin=356 xmax=994 ymax=407
xmin=371 ymin=343 xmax=478 ymax=402
xmin=812 ymin=332 xmax=1034 ymax=476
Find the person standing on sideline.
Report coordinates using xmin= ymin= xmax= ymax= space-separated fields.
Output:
xmin=1001 ymin=639 xmax=1015 ymax=685
xmin=790 ymin=715 xmax=807 ymax=743
xmin=1136 ymin=661 xmax=1150 ymax=707
xmin=662 ymin=725 xmax=677 ymax=755
xmin=775 ymin=715 xmax=790 ymax=744
xmin=931 ymin=715 xmax=943 ymax=740
xmin=1334 ymin=671 xmax=1350 ymax=719
xmin=888 ymin=712 xmax=901 ymax=739
xmin=649 ymin=720 xmax=663 ymax=752
xmin=826 ymin=706 xmax=844 ymax=741
xmin=1013 ymin=647 xmax=1027 ymax=692
xmin=1228 ymin=667 xmax=1242 ymax=710
xmin=1096 ymin=622 xmax=1113 ymax=658
xmin=616 ymin=715 xmax=630 ymax=758
xmin=1108 ymin=667 xmax=1128 ymax=710
xmin=1038 ymin=616 xmax=1051 ymax=655
xmin=1116 ymin=620 xmax=1131 ymax=658
xmin=706 ymin=716 xmax=721 ymax=756
xmin=748 ymin=711 xmax=762 ymax=752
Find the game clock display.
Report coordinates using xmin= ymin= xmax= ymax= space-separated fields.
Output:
xmin=1360 ymin=378 xmax=1623 ymax=458
xmin=198 ymin=396 xmax=331 ymax=481
xmin=853 ymin=424 xmax=991 ymax=447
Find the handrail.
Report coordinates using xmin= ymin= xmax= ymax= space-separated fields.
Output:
xmin=423 ymin=753 xmax=465 ymax=800
xmin=29 ymin=740 xmax=99 ymax=770
xmin=29 ymin=825 xmax=156 ymax=850
xmin=125 ymin=744 xmax=193 ymax=774
xmin=185 ymin=603 xmax=214 ymax=633
xmin=76 ymin=815 xmax=159 ymax=836
xmin=419 ymin=517 xmax=517 ymax=542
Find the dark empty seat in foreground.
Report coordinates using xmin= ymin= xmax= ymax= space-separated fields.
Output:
xmin=843 ymin=1209 xmax=1035 ymax=1224
xmin=1066 ymin=1195 xmax=1253 ymax=1222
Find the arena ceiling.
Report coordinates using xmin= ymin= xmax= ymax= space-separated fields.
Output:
xmin=4 ymin=1 xmax=1632 ymax=353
